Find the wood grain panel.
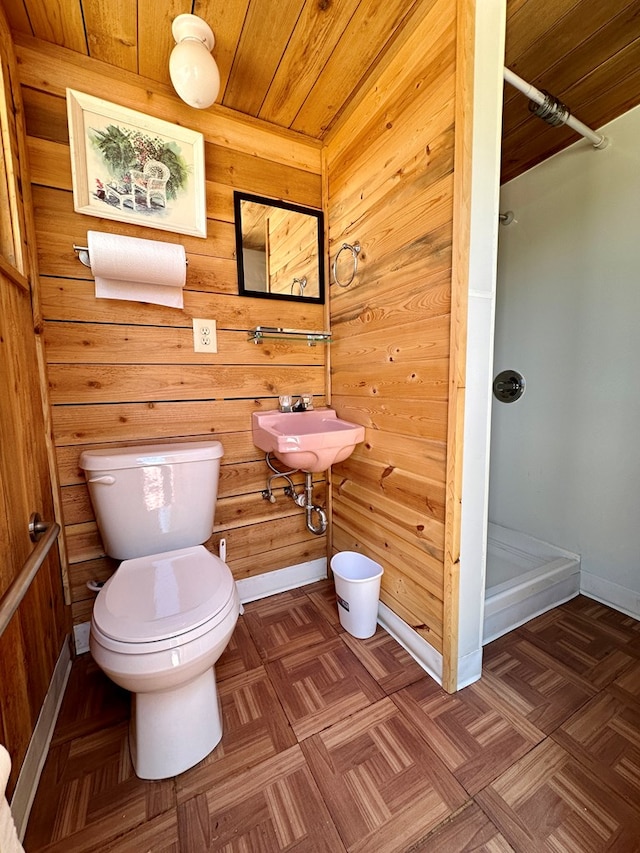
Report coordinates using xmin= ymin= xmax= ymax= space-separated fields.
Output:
xmin=330 ymin=396 xmax=449 ymax=443
xmin=394 ymin=678 xmax=545 ymax=795
xmin=476 ymin=739 xmax=640 ymax=851
xmin=16 ymin=37 xmax=329 ymax=605
xmin=357 ymin=431 xmax=447 ymax=485
xmin=47 ymin=363 xmax=325 ymax=404
xmin=136 ymin=0 xmax=189 ymax=82
xmin=209 ymin=513 xmax=325 ymax=563
xmin=24 ymin=0 xmax=87 ymax=53
xmin=334 ymin=478 xmax=445 ymax=559
xmin=331 ymin=500 xmax=445 ymax=604
xmin=195 ymin=0 xmax=251 ymax=101
xmin=4 ymin=0 xmax=640 ymax=187
xmin=327 ymin=0 xmax=466 ymax=689
xmin=265 ymin=636 xmax=385 ymax=739
xmin=223 ymin=0 xmax=306 ymax=115
xmin=341 ymin=629 xmax=427 ymax=695
xmin=292 ymin=0 xmax=423 ymax=137
xmin=0 ymin=6 xmax=69 ymax=796
xmin=44 ymin=322 xmax=326 ymax=366
xmin=244 ymin=591 xmax=338 ymax=663
xmin=14 ymin=35 xmax=324 ymax=173
xmin=50 ymin=399 xmax=283 ymax=446
xmin=334 ymin=455 xmax=446 ymax=520
xmin=23 ymin=595 xmax=640 ymax=850
xmin=40 ymin=278 xmax=326 ymax=329
xmin=82 ymin=0 xmax=137 ymax=71
xmin=177 ymin=746 xmax=346 ymax=851
xmin=257 ymin=0 xmax=360 ymax=128
xmin=480 ymin=632 xmax=597 ymax=734
xmin=411 ymin=803 xmax=515 ymax=852
xmin=301 ymin=697 xmax=467 ymax=852
xmin=175 ymin=667 xmax=297 ymax=801
xmin=554 ymin=689 xmax=640 ymax=809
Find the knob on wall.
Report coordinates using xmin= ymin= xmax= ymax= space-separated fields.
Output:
xmin=493 ymin=370 xmax=526 ymax=403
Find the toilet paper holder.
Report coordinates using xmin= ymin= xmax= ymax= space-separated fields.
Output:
xmin=73 ymin=244 xmax=189 ymax=267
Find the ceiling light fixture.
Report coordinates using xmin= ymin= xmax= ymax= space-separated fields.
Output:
xmin=169 ymin=14 xmax=220 ymax=109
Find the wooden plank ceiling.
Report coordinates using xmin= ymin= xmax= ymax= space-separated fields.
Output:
xmin=2 ymin=0 xmax=640 ymax=182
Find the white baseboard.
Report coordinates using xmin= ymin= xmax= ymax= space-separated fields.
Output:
xmin=235 ymin=558 xmax=327 ymax=603
xmin=581 ymin=572 xmax=640 ymax=621
xmin=73 ymin=621 xmax=91 ymax=655
xmin=11 ymin=635 xmax=73 ymax=840
xmin=377 ymin=602 xmax=445 ymax=686
xmin=456 ymin=649 xmax=483 ymax=689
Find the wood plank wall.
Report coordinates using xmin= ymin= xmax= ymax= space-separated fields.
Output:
xmin=325 ymin=0 xmax=460 ymax=681
xmin=0 ymin=7 xmax=69 ymax=795
xmin=13 ymin=35 xmax=329 ymax=628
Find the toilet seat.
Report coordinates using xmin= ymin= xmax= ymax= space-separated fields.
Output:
xmin=92 ymin=545 xmax=235 ymax=651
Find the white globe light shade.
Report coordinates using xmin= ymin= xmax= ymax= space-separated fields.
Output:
xmin=169 ymin=14 xmax=220 ymax=109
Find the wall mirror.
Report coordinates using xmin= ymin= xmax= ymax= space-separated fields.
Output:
xmin=234 ymin=191 xmax=325 ymax=304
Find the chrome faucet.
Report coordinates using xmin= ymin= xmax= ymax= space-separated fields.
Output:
xmin=292 ymin=393 xmax=313 ymax=412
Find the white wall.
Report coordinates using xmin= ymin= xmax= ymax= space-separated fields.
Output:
xmin=490 ymin=104 xmax=640 ymax=618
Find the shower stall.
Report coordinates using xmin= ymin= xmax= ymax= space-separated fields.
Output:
xmin=482 ymin=69 xmax=619 ymax=644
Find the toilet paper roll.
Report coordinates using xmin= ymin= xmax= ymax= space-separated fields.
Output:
xmin=87 ymin=231 xmax=187 ymax=308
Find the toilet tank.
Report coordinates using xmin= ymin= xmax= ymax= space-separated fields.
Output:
xmin=79 ymin=441 xmax=224 ymax=560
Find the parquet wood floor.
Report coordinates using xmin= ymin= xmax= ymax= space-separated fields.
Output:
xmin=23 ymin=587 xmax=640 ymax=852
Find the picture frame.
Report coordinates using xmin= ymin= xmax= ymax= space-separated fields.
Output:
xmin=66 ymin=89 xmax=207 ymax=238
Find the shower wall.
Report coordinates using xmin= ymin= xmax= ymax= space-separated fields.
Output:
xmin=490 ymin=103 xmax=640 ymax=619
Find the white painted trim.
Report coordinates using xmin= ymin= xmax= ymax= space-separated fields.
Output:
xmin=456 ymin=648 xmax=484 ymax=689
xmin=235 ymin=558 xmax=327 ymax=603
xmin=456 ymin=0 xmax=506 ymax=688
xmin=11 ymin=636 xmax=73 ymax=840
xmin=377 ymin=602 xmax=443 ymax=685
xmin=581 ymin=572 xmax=640 ymax=622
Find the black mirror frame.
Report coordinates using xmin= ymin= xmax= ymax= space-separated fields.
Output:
xmin=233 ymin=191 xmax=325 ymax=305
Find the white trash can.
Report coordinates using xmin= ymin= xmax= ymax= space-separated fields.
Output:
xmin=331 ymin=551 xmax=383 ymax=639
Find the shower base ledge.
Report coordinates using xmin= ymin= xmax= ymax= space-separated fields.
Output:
xmin=483 ymin=524 xmax=580 ymax=645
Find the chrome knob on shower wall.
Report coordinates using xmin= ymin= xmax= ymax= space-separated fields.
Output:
xmin=493 ymin=370 xmax=525 ymax=403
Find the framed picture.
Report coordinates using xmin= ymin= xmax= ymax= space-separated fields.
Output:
xmin=66 ymin=89 xmax=207 ymax=238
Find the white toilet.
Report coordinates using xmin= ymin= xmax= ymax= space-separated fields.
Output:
xmin=79 ymin=440 xmax=239 ymax=780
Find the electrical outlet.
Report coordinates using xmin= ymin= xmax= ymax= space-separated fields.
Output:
xmin=193 ymin=318 xmax=217 ymax=353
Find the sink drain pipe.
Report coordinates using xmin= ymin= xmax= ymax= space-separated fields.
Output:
xmin=301 ymin=472 xmax=327 ymax=536
xmin=262 ymin=454 xmax=327 ymax=535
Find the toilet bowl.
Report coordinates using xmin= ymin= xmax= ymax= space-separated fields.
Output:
xmin=90 ymin=545 xmax=239 ymax=779
xmin=80 ymin=441 xmax=239 ymax=780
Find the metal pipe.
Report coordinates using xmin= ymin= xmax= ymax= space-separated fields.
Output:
xmin=260 ymin=455 xmax=327 ymax=534
xmin=503 ymin=67 xmax=608 ymax=149
xmin=303 ymin=472 xmax=327 ymax=536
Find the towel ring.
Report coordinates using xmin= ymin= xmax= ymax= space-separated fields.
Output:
xmin=332 ymin=241 xmax=361 ymax=288
xmin=291 ymin=276 xmax=307 ymax=296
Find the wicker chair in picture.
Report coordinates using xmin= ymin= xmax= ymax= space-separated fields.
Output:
xmin=130 ymin=160 xmax=170 ymax=210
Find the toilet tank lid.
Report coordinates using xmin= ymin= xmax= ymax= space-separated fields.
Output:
xmin=80 ymin=440 xmax=223 ymax=471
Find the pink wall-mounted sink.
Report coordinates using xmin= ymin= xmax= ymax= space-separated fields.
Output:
xmin=252 ymin=408 xmax=365 ymax=472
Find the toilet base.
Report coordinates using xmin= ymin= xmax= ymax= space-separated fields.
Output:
xmin=129 ymin=665 xmax=222 ymax=779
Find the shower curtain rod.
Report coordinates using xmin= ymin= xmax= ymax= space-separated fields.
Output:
xmin=504 ymin=67 xmax=608 ymax=149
